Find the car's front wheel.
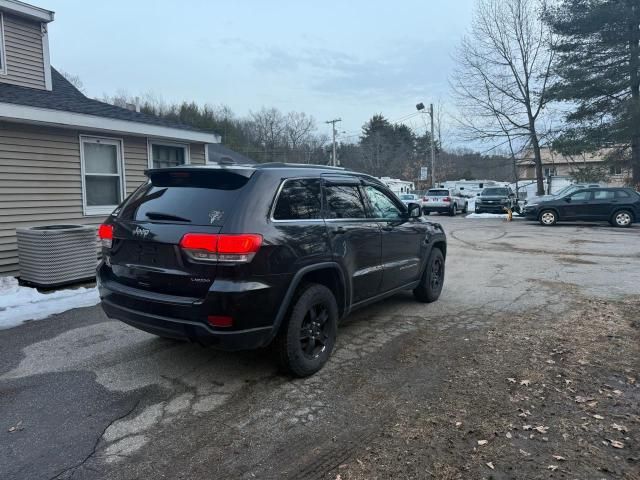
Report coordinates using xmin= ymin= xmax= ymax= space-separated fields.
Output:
xmin=413 ymin=248 xmax=445 ymax=303
xmin=275 ymin=283 xmax=338 ymax=377
xmin=611 ymin=210 xmax=633 ymax=228
xmin=539 ymin=209 xmax=557 ymax=226
xmin=450 ymin=204 xmax=457 ymax=216
xmin=462 ymin=202 xmax=468 ymax=214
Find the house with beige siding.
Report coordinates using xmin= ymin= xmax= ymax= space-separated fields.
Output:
xmin=517 ymin=147 xmax=631 ymax=186
xmin=0 ymin=0 xmax=219 ymax=276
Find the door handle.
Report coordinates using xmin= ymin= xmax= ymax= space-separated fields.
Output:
xmin=330 ymin=226 xmax=346 ymax=235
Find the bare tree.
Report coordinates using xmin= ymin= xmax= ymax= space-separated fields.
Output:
xmin=60 ymin=70 xmax=86 ymax=94
xmin=451 ymin=0 xmax=555 ymax=195
xmin=248 ymin=108 xmax=287 ymax=161
xmin=285 ymin=112 xmax=316 ymax=151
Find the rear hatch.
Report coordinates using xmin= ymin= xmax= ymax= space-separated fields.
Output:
xmin=426 ymin=189 xmax=451 ymax=207
xmin=105 ymin=168 xmax=252 ymax=298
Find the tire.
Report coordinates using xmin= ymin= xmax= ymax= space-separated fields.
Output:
xmin=275 ymin=283 xmax=338 ymax=377
xmin=611 ymin=210 xmax=633 ymax=228
xmin=449 ymin=204 xmax=457 ymax=216
xmin=539 ymin=209 xmax=557 ymax=226
xmin=413 ymin=248 xmax=445 ymax=303
xmin=422 ymin=208 xmax=430 ymax=216
xmin=462 ymin=202 xmax=468 ymax=214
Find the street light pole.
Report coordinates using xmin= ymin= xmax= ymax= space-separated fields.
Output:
xmin=416 ymin=102 xmax=436 ymax=187
xmin=429 ymin=103 xmax=436 ymax=186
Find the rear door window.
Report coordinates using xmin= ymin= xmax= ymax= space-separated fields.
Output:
xmin=273 ymin=179 xmax=322 ymax=220
xmin=119 ymin=170 xmax=250 ymax=226
xmin=324 ymin=185 xmax=367 ymax=219
xmin=593 ymin=190 xmax=615 ymax=200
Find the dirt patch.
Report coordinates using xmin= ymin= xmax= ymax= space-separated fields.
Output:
xmin=326 ymin=297 xmax=640 ymax=480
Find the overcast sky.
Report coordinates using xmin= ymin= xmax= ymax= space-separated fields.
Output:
xmin=42 ymin=0 xmax=475 ymax=141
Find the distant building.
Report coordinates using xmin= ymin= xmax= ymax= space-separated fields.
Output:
xmin=517 ymin=147 xmax=630 ymax=186
xmin=377 ymin=177 xmax=415 ymax=195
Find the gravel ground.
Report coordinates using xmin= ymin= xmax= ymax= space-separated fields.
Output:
xmin=1 ymin=216 xmax=638 ymax=480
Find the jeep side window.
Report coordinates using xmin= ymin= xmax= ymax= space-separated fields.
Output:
xmin=363 ymin=185 xmax=402 ymax=219
xmin=323 ymin=185 xmax=367 ymax=219
xmin=273 ymin=179 xmax=322 ymax=220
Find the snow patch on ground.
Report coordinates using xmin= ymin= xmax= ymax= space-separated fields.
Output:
xmin=0 ymin=276 xmax=99 ymax=330
xmin=466 ymin=212 xmax=524 ymax=219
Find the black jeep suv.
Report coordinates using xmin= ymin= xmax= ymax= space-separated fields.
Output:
xmin=97 ymin=164 xmax=447 ymax=376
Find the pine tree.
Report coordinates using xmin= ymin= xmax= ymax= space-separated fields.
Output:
xmin=548 ymin=0 xmax=640 ymax=185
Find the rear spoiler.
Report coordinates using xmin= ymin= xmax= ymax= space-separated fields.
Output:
xmin=145 ymin=165 xmax=255 ymax=179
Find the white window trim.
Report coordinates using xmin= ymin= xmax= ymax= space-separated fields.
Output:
xmin=147 ymin=138 xmax=190 ymax=169
xmin=0 ymin=13 xmax=7 ymax=76
xmin=41 ymin=22 xmax=52 ymax=90
xmin=79 ymin=135 xmax=126 ymax=216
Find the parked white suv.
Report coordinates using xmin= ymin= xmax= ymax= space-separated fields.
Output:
xmin=423 ymin=189 xmax=468 ymax=216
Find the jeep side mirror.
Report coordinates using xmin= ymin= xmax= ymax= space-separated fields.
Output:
xmin=407 ymin=203 xmax=421 ymax=218
xmin=564 ymin=196 xmax=571 ymax=202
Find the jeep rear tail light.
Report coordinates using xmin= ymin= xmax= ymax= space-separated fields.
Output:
xmin=443 ymin=197 xmax=451 ymax=202
xmin=98 ymin=224 xmax=114 ymax=248
xmin=179 ymin=233 xmax=262 ymax=263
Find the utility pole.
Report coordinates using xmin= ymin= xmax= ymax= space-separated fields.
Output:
xmin=429 ymin=103 xmax=436 ymax=186
xmin=325 ymin=118 xmax=341 ymax=166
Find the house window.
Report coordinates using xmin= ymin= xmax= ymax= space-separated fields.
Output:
xmin=0 ymin=13 xmax=6 ymax=75
xmin=150 ymin=141 xmax=189 ymax=168
xmin=544 ymin=167 xmax=556 ymax=177
xmin=80 ymin=136 xmax=124 ymax=215
xmin=609 ymin=165 xmax=623 ymax=175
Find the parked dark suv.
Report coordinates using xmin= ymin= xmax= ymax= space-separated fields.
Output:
xmin=97 ymin=164 xmax=447 ymax=376
xmin=475 ymin=187 xmax=519 ymax=214
xmin=523 ymin=187 xmax=640 ymax=227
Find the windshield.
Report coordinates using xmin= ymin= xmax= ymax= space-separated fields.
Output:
xmin=551 ymin=185 xmax=577 ymax=197
xmin=482 ymin=188 xmax=509 ymax=196
xmin=428 ymin=190 xmax=450 ymax=196
xmin=400 ymin=194 xmax=416 ymax=200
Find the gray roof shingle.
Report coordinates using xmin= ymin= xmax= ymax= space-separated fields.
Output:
xmin=0 ymin=68 xmax=216 ymax=135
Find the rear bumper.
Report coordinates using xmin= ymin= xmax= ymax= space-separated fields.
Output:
xmin=100 ymin=298 xmax=272 ymax=350
xmin=97 ymin=266 xmax=288 ymax=350
xmin=424 ymin=205 xmax=451 ymax=213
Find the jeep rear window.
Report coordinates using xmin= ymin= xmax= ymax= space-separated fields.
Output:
xmin=119 ymin=170 xmax=251 ymax=226
xmin=428 ymin=190 xmax=450 ymax=196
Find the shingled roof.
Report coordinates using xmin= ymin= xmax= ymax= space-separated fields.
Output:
xmin=0 ymin=68 xmax=214 ymax=135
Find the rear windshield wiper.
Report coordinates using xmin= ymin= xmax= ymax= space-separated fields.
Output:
xmin=145 ymin=212 xmax=191 ymax=222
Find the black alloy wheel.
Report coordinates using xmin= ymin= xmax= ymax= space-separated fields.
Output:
xmin=299 ymin=303 xmax=331 ymax=360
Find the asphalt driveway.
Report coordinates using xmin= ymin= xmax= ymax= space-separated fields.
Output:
xmin=1 ymin=217 xmax=638 ymax=479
